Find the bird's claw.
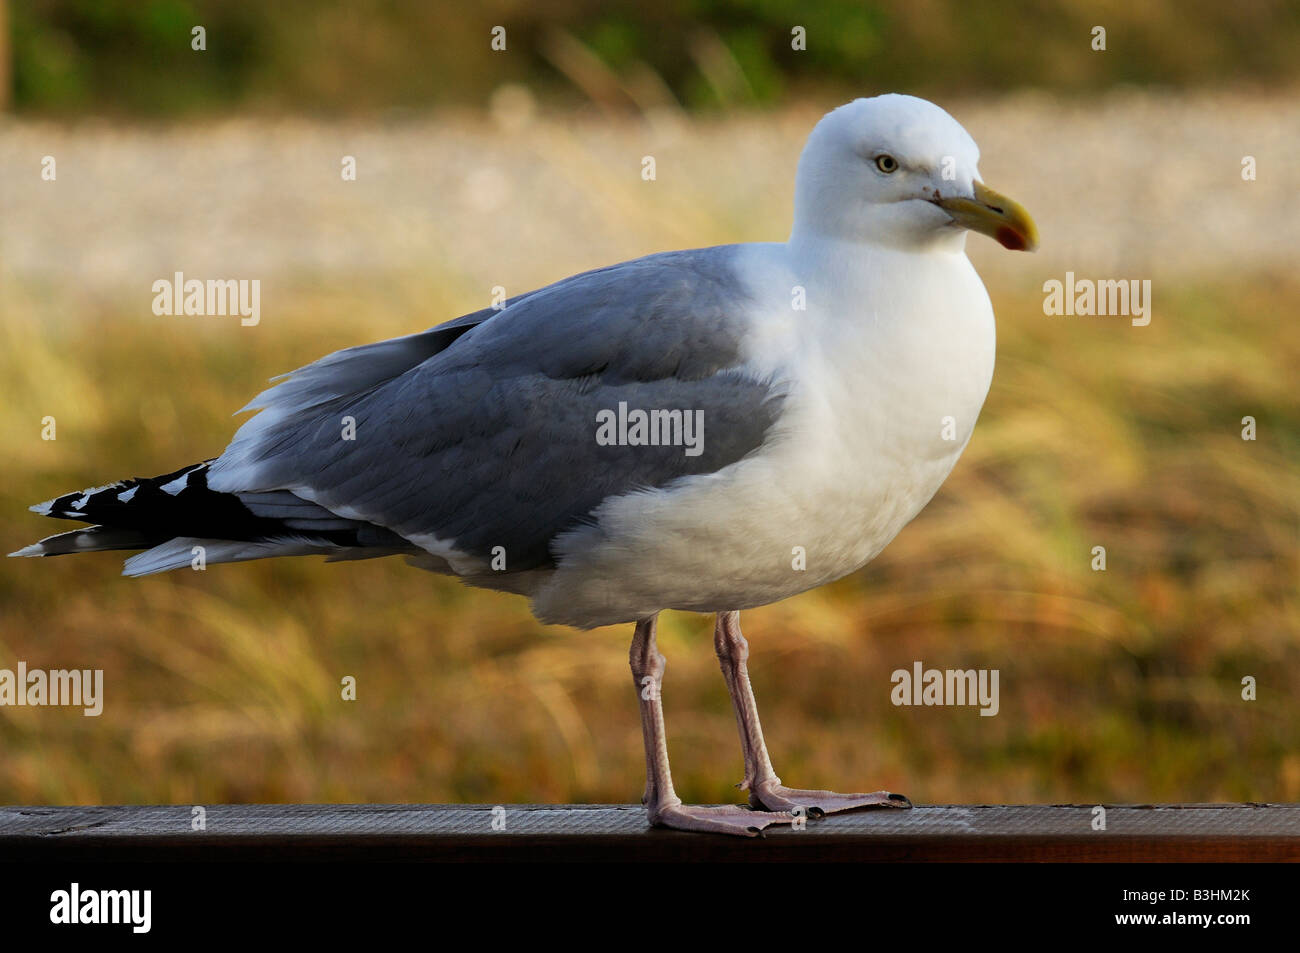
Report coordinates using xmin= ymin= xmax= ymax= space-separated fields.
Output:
xmin=648 ymin=800 xmax=795 ymax=837
xmin=748 ymin=779 xmax=912 ymax=816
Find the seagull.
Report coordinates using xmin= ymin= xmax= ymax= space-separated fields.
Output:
xmin=12 ymin=94 xmax=1037 ymax=836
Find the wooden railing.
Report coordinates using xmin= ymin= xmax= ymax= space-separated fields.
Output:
xmin=3 ymin=803 xmax=1297 ymax=861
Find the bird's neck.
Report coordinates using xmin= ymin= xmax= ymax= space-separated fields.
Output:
xmin=787 ymin=226 xmax=969 ymax=261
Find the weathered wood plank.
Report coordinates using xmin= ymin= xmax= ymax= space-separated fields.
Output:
xmin=2 ymin=803 xmax=1296 ymax=861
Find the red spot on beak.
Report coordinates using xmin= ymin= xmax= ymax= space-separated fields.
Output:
xmin=996 ymin=226 xmax=1026 ymax=251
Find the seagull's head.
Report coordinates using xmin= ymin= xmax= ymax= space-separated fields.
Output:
xmin=792 ymin=94 xmax=1038 ymax=253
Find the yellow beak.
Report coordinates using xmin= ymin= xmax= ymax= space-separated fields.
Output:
xmin=934 ymin=181 xmax=1039 ymax=252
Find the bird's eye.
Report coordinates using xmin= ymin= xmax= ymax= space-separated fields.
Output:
xmin=874 ymin=154 xmax=899 ymax=174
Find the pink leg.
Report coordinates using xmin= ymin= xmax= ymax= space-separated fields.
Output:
xmin=630 ymin=615 xmax=792 ymax=836
xmin=714 ymin=610 xmax=911 ymax=817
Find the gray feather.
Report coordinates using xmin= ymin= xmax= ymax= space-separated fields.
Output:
xmin=208 ymin=246 xmax=785 ymax=571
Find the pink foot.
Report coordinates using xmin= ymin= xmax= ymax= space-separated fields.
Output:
xmin=749 ymin=779 xmax=912 ymax=817
xmin=648 ymin=800 xmax=795 ymax=836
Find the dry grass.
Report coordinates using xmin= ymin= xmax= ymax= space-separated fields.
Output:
xmin=1 ymin=103 xmax=1297 ymax=807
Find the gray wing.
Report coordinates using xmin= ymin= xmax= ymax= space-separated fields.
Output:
xmin=208 ymin=246 xmax=786 ymax=572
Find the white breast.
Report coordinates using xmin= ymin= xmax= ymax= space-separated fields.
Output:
xmin=533 ymin=240 xmax=996 ymax=628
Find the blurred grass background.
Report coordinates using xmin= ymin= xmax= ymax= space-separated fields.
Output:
xmin=9 ymin=0 xmax=1300 ymax=114
xmin=1 ymin=1 xmax=1298 ymax=807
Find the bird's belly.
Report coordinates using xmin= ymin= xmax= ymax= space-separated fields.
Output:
xmin=705 ymin=388 xmax=978 ymax=600
xmin=534 ymin=350 xmax=990 ymax=628
xmin=533 ymin=424 xmax=968 ymax=628
xmin=533 ymin=255 xmax=996 ymax=628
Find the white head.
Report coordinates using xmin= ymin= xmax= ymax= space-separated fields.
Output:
xmin=791 ymin=94 xmax=1036 ymax=253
